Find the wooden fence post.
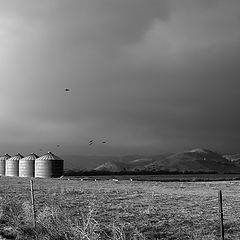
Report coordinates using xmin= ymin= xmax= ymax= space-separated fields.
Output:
xmin=30 ymin=180 xmax=36 ymax=228
xmin=218 ymin=190 xmax=224 ymax=240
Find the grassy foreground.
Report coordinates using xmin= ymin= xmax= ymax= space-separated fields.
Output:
xmin=0 ymin=177 xmax=240 ymax=239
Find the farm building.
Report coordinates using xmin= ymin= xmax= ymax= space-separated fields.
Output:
xmin=19 ymin=153 xmax=39 ymax=178
xmin=0 ymin=151 xmax=64 ymax=178
xmin=5 ymin=153 xmax=24 ymax=177
xmin=35 ymin=151 xmax=64 ymax=178
xmin=0 ymin=154 xmax=11 ymax=176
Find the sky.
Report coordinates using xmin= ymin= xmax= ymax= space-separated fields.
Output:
xmin=0 ymin=0 xmax=240 ymax=156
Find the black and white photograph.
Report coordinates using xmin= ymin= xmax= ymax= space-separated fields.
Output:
xmin=0 ymin=0 xmax=240 ymax=239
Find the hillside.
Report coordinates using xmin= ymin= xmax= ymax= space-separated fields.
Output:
xmin=94 ymin=148 xmax=240 ymax=173
xmin=144 ymin=148 xmax=236 ymax=173
xmin=94 ymin=153 xmax=171 ymax=172
xmin=224 ymin=153 xmax=240 ymax=162
xmin=61 ymin=155 xmax=116 ymax=170
xmin=94 ymin=158 xmax=155 ymax=172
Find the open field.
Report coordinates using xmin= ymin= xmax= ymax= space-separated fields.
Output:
xmin=66 ymin=173 xmax=240 ymax=182
xmin=0 ymin=177 xmax=240 ymax=239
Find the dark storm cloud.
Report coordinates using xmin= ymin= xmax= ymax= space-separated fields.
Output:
xmin=1 ymin=0 xmax=240 ymax=154
xmin=0 ymin=0 xmax=170 ymax=46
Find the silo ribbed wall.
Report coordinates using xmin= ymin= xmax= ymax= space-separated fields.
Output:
xmin=35 ymin=160 xmax=63 ymax=178
xmin=0 ymin=160 xmax=5 ymax=176
xmin=0 ymin=154 xmax=11 ymax=176
xmin=19 ymin=153 xmax=38 ymax=178
xmin=19 ymin=160 xmax=34 ymax=177
xmin=6 ymin=160 xmax=19 ymax=177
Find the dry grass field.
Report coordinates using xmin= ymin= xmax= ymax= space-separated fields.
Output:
xmin=0 ymin=177 xmax=240 ymax=239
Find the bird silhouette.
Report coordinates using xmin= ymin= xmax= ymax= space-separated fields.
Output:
xmin=88 ymin=140 xmax=94 ymax=145
xmin=65 ymin=88 xmax=70 ymax=92
xmin=88 ymin=140 xmax=107 ymax=145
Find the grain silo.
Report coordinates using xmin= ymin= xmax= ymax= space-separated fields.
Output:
xmin=19 ymin=153 xmax=38 ymax=178
xmin=35 ymin=151 xmax=64 ymax=178
xmin=5 ymin=153 xmax=24 ymax=177
xmin=0 ymin=154 xmax=11 ymax=176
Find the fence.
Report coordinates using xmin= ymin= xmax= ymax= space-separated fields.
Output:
xmin=0 ymin=177 xmax=239 ymax=239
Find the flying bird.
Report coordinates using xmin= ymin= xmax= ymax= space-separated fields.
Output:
xmin=89 ymin=140 xmax=94 ymax=145
xmin=88 ymin=139 xmax=107 ymax=146
xmin=65 ymin=88 xmax=70 ymax=92
xmin=57 ymin=145 xmax=60 ymax=147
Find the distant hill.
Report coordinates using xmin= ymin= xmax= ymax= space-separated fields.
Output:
xmin=224 ymin=153 xmax=240 ymax=162
xmin=94 ymin=153 xmax=171 ymax=172
xmin=61 ymin=154 xmax=169 ymax=171
xmin=94 ymin=158 xmax=155 ymax=172
xmin=60 ymin=155 xmax=116 ymax=170
xmin=144 ymin=148 xmax=234 ymax=173
xmin=94 ymin=148 xmax=240 ymax=173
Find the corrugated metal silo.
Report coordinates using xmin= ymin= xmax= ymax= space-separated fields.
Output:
xmin=0 ymin=154 xmax=11 ymax=176
xmin=35 ymin=151 xmax=64 ymax=178
xmin=5 ymin=153 xmax=24 ymax=177
xmin=19 ymin=153 xmax=38 ymax=177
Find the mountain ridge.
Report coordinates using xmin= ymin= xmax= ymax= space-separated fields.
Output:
xmin=93 ymin=148 xmax=240 ymax=173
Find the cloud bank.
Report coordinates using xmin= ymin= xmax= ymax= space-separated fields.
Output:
xmin=0 ymin=0 xmax=240 ymax=155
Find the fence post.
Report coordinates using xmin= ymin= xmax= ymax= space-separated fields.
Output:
xmin=218 ymin=190 xmax=224 ymax=240
xmin=30 ymin=180 xmax=36 ymax=228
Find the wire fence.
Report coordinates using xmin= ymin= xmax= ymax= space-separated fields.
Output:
xmin=0 ymin=177 xmax=240 ymax=239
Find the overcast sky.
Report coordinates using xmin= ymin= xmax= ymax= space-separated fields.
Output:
xmin=1 ymin=0 xmax=240 ymax=156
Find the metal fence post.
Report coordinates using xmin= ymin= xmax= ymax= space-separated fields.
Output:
xmin=218 ymin=190 xmax=224 ymax=240
xmin=30 ymin=180 xmax=36 ymax=228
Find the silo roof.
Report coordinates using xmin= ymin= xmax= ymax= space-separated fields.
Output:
xmin=20 ymin=153 xmax=39 ymax=161
xmin=36 ymin=151 xmax=63 ymax=161
xmin=0 ymin=153 xmax=11 ymax=161
xmin=7 ymin=153 xmax=24 ymax=161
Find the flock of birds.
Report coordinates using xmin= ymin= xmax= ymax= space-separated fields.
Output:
xmin=37 ymin=88 xmax=108 ymax=152
xmin=67 ymin=88 xmax=107 ymax=146
xmin=88 ymin=140 xmax=107 ymax=146
xmin=5 ymin=86 xmax=109 ymax=156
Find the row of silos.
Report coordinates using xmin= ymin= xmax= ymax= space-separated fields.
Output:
xmin=0 ymin=152 xmax=63 ymax=178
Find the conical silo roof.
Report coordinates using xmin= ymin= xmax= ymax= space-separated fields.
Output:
xmin=0 ymin=153 xmax=11 ymax=161
xmin=8 ymin=153 xmax=24 ymax=161
xmin=36 ymin=151 xmax=63 ymax=161
xmin=20 ymin=153 xmax=39 ymax=161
